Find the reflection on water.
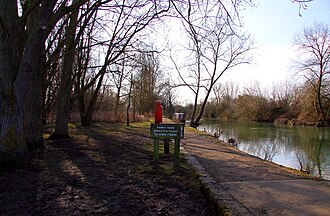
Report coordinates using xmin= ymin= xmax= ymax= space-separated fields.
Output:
xmin=198 ymin=119 xmax=330 ymax=180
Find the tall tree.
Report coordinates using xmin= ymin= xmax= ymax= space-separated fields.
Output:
xmin=52 ymin=0 xmax=108 ymax=134
xmin=0 ymin=0 xmax=90 ymax=166
xmin=294 ymin=22 xmax=330 ymax=124
xmin=127 ymin=73 xmax=134 ymax=126
xmin=135 ymin=52 xmax=161 ymax=114
xmin=24 ymin=3 xmax=47 ymax=153
xmin=109 ymin=55 xmax=132 ymax=123
xmin=171 ymin=0 xmax=253 ymax=127
xmin=52 ymin=0 xmax=80 ymax=138
xmin=73 ymin=1 xmax=170 ymax=126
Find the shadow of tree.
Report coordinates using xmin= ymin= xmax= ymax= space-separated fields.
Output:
xmin=0 ymin=123 xmax=212 ymax=215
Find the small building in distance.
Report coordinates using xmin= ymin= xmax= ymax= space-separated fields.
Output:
xmin=174 ymin=112 xmax=186 ymax=123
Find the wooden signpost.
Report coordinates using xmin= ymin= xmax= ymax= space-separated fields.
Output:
xmin=150 ymin=123 xmax=184 ymax=170
xmin=151 ymin=100 xmax=185 ymax=170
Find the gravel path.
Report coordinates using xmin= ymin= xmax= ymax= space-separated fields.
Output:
xmin=182 ymin=128 xmax=330 ymax=216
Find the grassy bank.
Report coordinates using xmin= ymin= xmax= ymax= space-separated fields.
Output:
xmin=0 ymin=121 xmax=215 ymax=215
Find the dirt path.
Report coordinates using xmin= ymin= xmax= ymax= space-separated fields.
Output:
xmin=182 ymin=128 xmax=330 ymax=216
xmin=0 ymin=123 xmax=212 ymax=216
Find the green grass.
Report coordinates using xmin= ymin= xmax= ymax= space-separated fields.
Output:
xmin=42 ymin=121 xmax=219 ymax=214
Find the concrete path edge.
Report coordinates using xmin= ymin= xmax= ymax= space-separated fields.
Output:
xmin=181 ymin=146 xmax=252 ymax=215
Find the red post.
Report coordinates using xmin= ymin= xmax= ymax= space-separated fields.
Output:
xmin=154 ymin=100 xmax=163 ymax=124
xmin=153 ymin=100 xmax=162 ymax=170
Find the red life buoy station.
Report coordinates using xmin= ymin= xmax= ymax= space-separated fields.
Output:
xmin=154 ymin=100 xmax=163 ymax=124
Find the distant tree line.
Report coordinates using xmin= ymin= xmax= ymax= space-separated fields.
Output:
xmin=0 ymin=0 xmax=320 ymax=167
xmin=200 ymin=21 xmax=330 ymax=125
xmin=175 ymin=21 xmax=330 ymax=127
xmin=185 ymin=79 xmax=329 ymax=126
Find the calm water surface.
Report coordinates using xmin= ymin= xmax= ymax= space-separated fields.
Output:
xmin=198 ymin=119 xmax=330 ymax=180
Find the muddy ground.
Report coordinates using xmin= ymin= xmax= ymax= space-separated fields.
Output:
xmin=0 ymin=122 xmax=213 ymax=216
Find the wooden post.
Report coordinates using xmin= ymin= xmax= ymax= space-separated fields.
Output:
xmin=174 ymin=138 xmax=180 ymax=170
xmin=150 ymin=123 xmax=184 ymax=171
xmin=153 ymin=139 xmax=159 ymax=170
xmin=164 ymin=139 xmax=170 ymax=154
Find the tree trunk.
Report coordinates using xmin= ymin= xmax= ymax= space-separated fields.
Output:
xmin=114 ymin=82 xmax=122 ymax=122
xmin=126 ymin=73 xmax=133 ymax=126
xmin=81 ymin=72 xmax=105 ymax=126
xmin=24 ymin=3 xmax=46 ymax=154
xmin=0 ymin=1 xmax=27 ymax=166
xmin=133 ymin=96 xmax=136 ymax=122
xmin=189 ymin=93 xmax=200 ymax=128
xmin=24 ymin=46 xmax=45 ymax=153
xmin=51 ymin=6 xmax=79 ymax=138
xmin=0 ymin=0 xmax=55 ymax=165
xmin=316 ymin=78 xmax=326 ymax=122
xmin=78 ymin=93 xmax=88 ymax=126
xmin=193 ymin=89 xmax=212 ymax=128
xmin=189 ymin=32 xmax=201 ymax=128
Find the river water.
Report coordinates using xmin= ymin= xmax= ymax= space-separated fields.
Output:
xmin=198 ymin=119 xmax=330 ymax=180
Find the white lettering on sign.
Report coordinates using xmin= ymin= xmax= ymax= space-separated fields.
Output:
xmin=150 ymin=124 xmax=184 ymax=139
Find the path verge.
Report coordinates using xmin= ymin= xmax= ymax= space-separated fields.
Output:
xmin=181 ymin=128 xmax=330 ymax=216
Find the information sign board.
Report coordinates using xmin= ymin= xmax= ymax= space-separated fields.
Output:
xmin=150 ymin=124 xmax=184 ymax=139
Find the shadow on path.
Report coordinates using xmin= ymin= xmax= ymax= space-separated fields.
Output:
xmin=0 ymin=123 xmax=211 ymax=216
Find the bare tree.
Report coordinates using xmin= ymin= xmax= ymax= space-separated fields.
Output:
xmin=23 ymin=3 xmax=47 ymax=153
xmin=294 ymin=22 xmax=330 ymax=124
xmin=171 ymin=0 xmax=253 ymax=127
xmin=108 ymin=54 xmax=134 ymax=123
xmin=0 ymin=0 xmax=92 ymax=165
xmin=161 ymin=83 xmax=177 ymax=119
xmin=42 ymin=17 xmax=68 ymax=126
xmin=211 ymin=82 xmax=239 ymax=119
xmin=52 ymin=1 xmax=116 ymax=134
xmin=134 ymin=52 xmax=161 ymax=115
xmin=49 ymin=1 xmax=170 ymax=130
xmin=51 ymin=0 xmax=81 ymax=138
xmin=127 ymin=73 xmax=134 ymax=126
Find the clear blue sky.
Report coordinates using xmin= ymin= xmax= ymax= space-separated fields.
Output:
xmin=244 ymin=0 xmax=330 ymax=46
xmin=221 ymin=0 xmax=330 ymax=91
